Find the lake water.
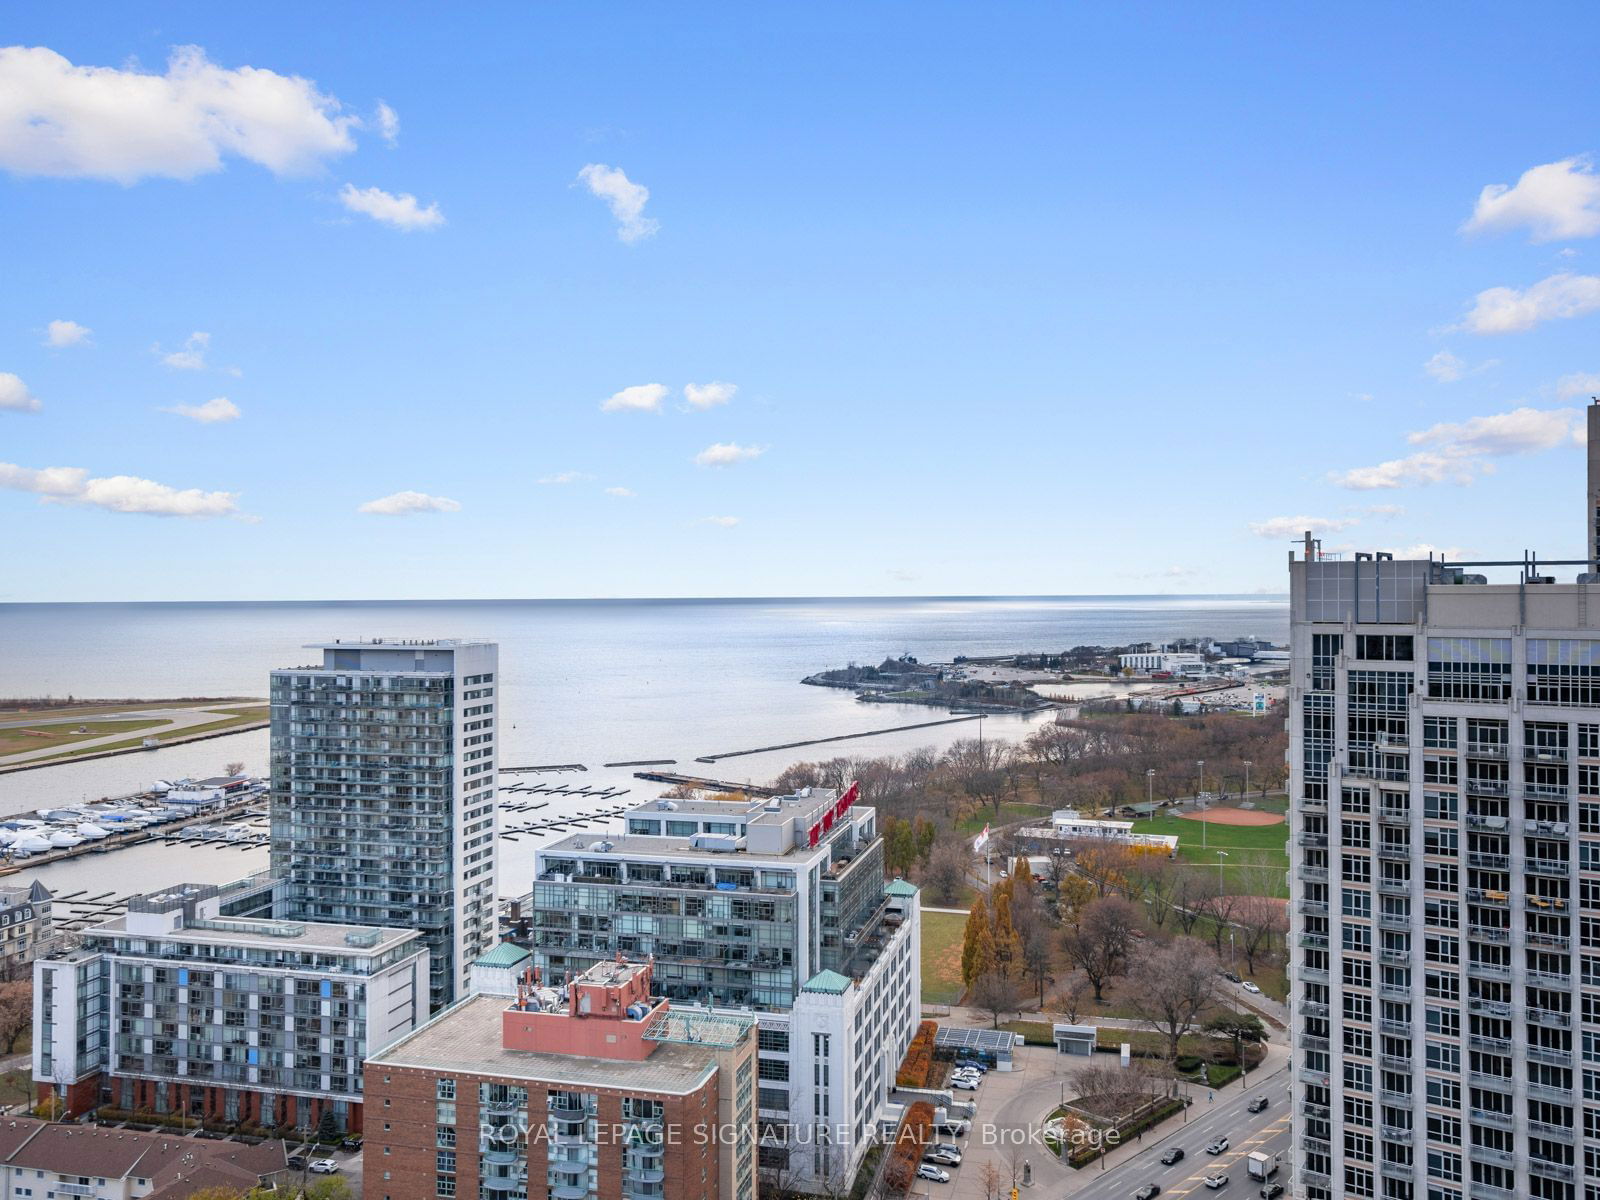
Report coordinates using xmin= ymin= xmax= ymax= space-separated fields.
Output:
xmin=0 ymin=595 xmax=1286 ymax=905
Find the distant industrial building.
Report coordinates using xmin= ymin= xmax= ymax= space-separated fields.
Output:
xmin=1118 ymin=648 xmax=1207 ymax=676
xmin=270 ymin=638 xmax=499 ymax=1010
xmin=364 ymin=958 xmax=757 ymax=1200
xmin=33 ymin=874 xmax=427 ymax=1133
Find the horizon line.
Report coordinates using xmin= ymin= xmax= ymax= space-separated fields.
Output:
xmin=0 ymin=591 xmax=1291 ymax=608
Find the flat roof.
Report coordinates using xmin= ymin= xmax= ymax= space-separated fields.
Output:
xmin=304 ymin=638 xmax=494 ymax=650
xmin=368 ymin=995 xmax=722 ymax=1094
xmin=540 ymin=830 xmax=813 ymax=865
xmin=91 ymin=916 xmax=421 ymax=956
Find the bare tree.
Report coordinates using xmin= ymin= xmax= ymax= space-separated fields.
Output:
xmin=1195 ymin=890 xmax=1245 ymax=956
xmin=922 ymin=837 xmax=972 ymax=905
xmin=1231 ymin=894 xmax=1288 ymax=973
xmin=224 ymin=760 xmax=245 ymax=778
xmin=977 ymin=1161 xmax=1006 ymax=1200
xmin=1168 ymin=869 xmax=1216 ymax=936
xmin=1124 ymin=938 xmax=1220 ymax=1060
xmin=1018 ymin=910 xmax=1056 ymax=1007
xmin=1058 ymin=896 xmax=1139 ymax=1004
xmin=1056 ymin=971 xmax=1091 ymax=1023
xmin=969 ymin=969 xmax=1020 ymax=1029
xmin=0 ymin=980 xmax=29 ymax=1054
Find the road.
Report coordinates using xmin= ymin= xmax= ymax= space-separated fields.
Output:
xmin=1064 ymin=1076 xmax=1292 ymax=1200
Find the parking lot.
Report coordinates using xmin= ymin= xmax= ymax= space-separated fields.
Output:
xmin=896 ymin=1039 xmax=1291 ymax=1200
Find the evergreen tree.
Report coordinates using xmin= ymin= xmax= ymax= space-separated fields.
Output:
xmin=961 ymin=895 xmax=995 ymax=985
xmin=992 ymin=887 xmax=1021 ymax=975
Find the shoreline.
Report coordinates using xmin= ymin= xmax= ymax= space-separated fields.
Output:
xmin=0 ymin=721 xmax=270 ymax=777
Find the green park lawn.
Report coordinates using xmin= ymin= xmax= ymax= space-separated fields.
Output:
xmin=920 ymin=910 xmax=968 ymax=1005
xmin=1138 ymin=809 xmax=1290 ymax=897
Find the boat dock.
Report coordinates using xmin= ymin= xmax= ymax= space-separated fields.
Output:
xmin=0 ymin=792 xmax=268 ymax=879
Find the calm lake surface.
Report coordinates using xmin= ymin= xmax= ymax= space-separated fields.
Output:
xmin=0 ymin=595 xmax=1287 ymax=901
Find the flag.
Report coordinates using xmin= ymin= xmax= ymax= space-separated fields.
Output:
xmin=973 ymin=824 xmax=990 ymax=853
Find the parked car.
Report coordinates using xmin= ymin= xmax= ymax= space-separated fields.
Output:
xmin=924 ymin=1150 xmax=962 ymax=1166
xmin=1160 ymin=1147 xmax=1185 ymax=1166
xmin=1204 ymin=1171 xmax=1229 ymax=1189
xmin=1134 ymin=1186 xmax=1162 ymax=1199
xmin=309 ymin=1160 xmax=340 ymax=1175
xmin=287 ymin=1156 xmax=310 ymax=1172
xmin=341 ymin=1136 xmax=363 ymax=1151
xmin=1247 ymin=1096 xmax=1268 ymax=1113
xmin=1260 ymin=1185 xmax=1285 ymax=1199
xmin=935 ymin=1120 xmax=969 ymax=1137
xmin=916 ymin=1165 xmax=950 ymax=1183
xmin=1241 ymin=981 xmax=1262 ymax=994
xmin=1205 ymin=1137 xmax=1229 ymax=1155
xmin=1221 ymin=970 xmax=1241 ymax=984
xmin=931 ymin=1143 xmax=962 ymax=1157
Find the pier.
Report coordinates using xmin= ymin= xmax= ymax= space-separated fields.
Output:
xmin=630 ymin=771 xmax=781 ymax=797
xmin=500 ymin=763 xmax=586 ymax=774
xmin=693 ymin=714 xmax=985 ymax=763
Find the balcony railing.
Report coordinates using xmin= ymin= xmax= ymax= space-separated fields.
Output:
xmin=1468 ymin=997 xmax=1511 ymax=1017
xmin=1467 ymin=924 xmax=1510 ymax=943
xmin=1528 ymin=1007 xmax=1571 ymax=1029
xmin=1465 ymin=743 xmax=1508 ymax=759
xmin=1466 ymin=779 xmax=1510 ymax=797
xmin=1525 ymin=858 xmax=1569 ymax=877
xmin=1469 ymin=1145 xmax=1516 ymax=1168
xmin=1469 ymin=852 xmax=1510 ymax=869
xmin=1470 ymin=1107 xmax=1514 ymax=1131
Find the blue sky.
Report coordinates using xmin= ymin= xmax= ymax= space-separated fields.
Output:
xmin=5 ymin=2 xmax=1600 ymax=601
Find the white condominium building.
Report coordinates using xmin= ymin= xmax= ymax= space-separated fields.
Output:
xmin=1289 ymin=408 xmax=1600 ymax=1200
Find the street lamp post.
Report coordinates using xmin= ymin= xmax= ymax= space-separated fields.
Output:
xmin=1243 ymin=759 xmax=1253 ymax=797
xmin=1197 ymin=760 xmax=1207 ymax=849
xmin=1215 ymin=850 xmax=1228 ymax=893
xmin=1146 ymin=769 xmax=1155 ymax=822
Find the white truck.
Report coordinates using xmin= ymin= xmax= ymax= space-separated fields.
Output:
xmin=1246 ymin=1151 xmax=1279 ymax=1180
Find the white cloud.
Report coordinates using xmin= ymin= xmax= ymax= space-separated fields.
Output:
xmin=1383 ymin=542 xmax=1468 ymax=561
xmin=694 ymin=442 xmax=766 ymax=468
xmin=0 ymin=44 xmax=358 ymax=183
xmin=684 ymin=381 xmax=737 ymax=410
xmin=0 ymin=460 xmax=238 ymax=516
xmin=1425 ymin=350 xmax=1465 ymax=382
xmin=1557 ymin=371 xmax=1600 ymax=399
xmin=1363 ymin=504 xmax=1406 ymax=519
xmin=1458 ymin=272 xmax=1600 ymax=334
xmin=375 ymin=101 xmax=399 ymax=146
xmin=0 ymin=463 xmax=84 ymax=495
xmin=44 ymin=319 xmax=90 ymax=347
xmin=0 ymin=373 xmax=40 ymax=412
xmin=158 ymin=331 xmax=210 ymax=370
xmin=605 ymin=486 xmax=635 ymax=497
xmin=1407 ymin=406 xmax=1583 ymax=455
xmin=537 ymin=470 xmax=590 ymax=485
xmin=357 ymin=490 xmax=461 ymax=515
xmin=576 ymin=163 xmax=658 ymax=243
xmin=1331 ymin=405 xmax=1584 ymax=490
xmin=1248 ymin=515 xmax=1360 ymax=539
xmin=338 ymin=183 xmax=444 ymax=231
xmin=1463 ymin=157 xmax=1600 ymax=242
xmin=1330 ymin=451 xmax=1490 ymax=490
xmin=162 ymin=396 xmax=239 ymax=423
xmin=702 ymin=515 xmax=740 ymax=527
xmin=601 ymin=383 xmax=668 ymax=413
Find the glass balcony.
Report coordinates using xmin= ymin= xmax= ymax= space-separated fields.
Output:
xmin=1468 ymin=1145 xmax=1515 ymax=1168
xmin=1469 ymin=1107 xmax=1513 ymax=1131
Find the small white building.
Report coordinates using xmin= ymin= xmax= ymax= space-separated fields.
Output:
xmin=1118 ymin=649 xmax=1207 ymax=675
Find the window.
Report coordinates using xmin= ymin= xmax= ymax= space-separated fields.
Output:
xmin=1357 ymin=635 xmax=1415 ymax=661
xmin=1424 ymin=717 xmax=1458 ymax=749
xmin=1427 ymin=637 xmax=1511 ymax=702
xmin=1529 ymin=640 xmax=1600 ymax=706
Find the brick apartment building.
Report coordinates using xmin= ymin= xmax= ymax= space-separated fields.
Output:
xmin=364 ymin=958 xmax=757 ymax=1200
